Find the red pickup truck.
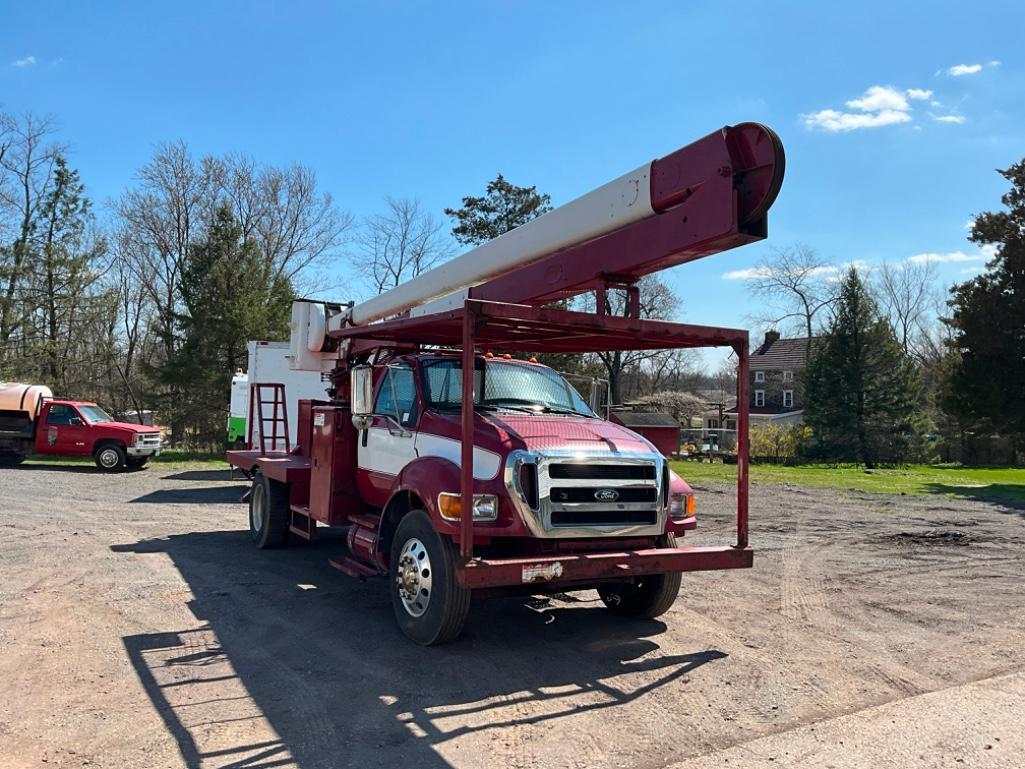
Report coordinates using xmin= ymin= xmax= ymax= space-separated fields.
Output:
xmin=0 ymin=385 xmax=162 ymax=470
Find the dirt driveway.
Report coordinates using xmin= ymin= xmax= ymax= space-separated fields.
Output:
xmin=1 ymin=464 xmax=1023 ymax=768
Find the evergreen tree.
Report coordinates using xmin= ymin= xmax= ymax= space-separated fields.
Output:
xmin=161 ymin=205 xmax=294 ymax=447
xmin=444 ymin=174 xmax=552 ymax=246
xmin=804 ymin=268 xmax=925 ymax=467
xmin=941 ymin=160 xmax=1025 ymax=462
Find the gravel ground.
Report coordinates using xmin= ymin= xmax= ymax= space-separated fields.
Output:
xmin=1 ymin=463 xmax=1023 ymax=769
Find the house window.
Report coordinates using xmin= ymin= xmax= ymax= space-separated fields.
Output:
xmin=783 ymin=390 xmax=794 ymax=408
xmin=707 ymin=418 xmax=719 ymax=429
xmin=755 ymin=390 xmax=765 ymax=408
xmin=754 ymin=371 xmax=765 ymax=383
xmin=783 ymin=370 xmax=794 ymax=382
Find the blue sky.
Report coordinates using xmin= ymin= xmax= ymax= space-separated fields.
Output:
xmin=3 ymin=0 xmax=1023 ymax=364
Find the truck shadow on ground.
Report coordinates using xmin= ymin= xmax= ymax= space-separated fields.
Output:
xmin=161 ymin=469 xmax=238 ymax=482
xmin=112 ymin=529 xmax=726 ymax=769
xmin=130 ymin=485 xmax=249 ymax=504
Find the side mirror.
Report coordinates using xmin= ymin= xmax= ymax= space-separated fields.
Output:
xmin=350 ymin=365 xmax=374 ymax=430
xmin=588 ymin=379 xmax=608 ymax=417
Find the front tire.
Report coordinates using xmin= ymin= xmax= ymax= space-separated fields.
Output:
xmin=94 ymin=443 xmax=127 ymax=472
xmin=597 ymin=534 xmax=683 ymax=619
xmin=389 ymin=510 xmax=470 ymax=645
xmin=249 ymin=472 xmax=290 ymax=549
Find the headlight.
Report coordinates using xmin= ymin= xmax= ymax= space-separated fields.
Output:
xmin=669 ymin=493 xmax=695 ymax=517
xmin=438 ymin=492 xmax=499 ymax=522
xmin=134 ymin=434 xmax=145 ymax=445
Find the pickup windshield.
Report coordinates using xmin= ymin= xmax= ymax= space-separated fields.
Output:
xmin=421 ymin=358 xmax=594 ymax=417
xmin=78 ymin=405 xmax=114 ymax=423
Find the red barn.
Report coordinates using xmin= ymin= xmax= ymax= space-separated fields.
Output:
xmin=609 ymin=411 xmax=681 ymax=457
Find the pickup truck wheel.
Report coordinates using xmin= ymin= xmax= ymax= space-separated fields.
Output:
xmin=94 ymin=444 xmax=127 ymax=472
xmin=249 ymin=472 xmax=290 ymax=549
xmin=597 ymin=534 xmax=682 ymax=619
xmin=390 ymin=510 xmax=470 ymax=645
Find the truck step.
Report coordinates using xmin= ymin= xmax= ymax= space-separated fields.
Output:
xmin=348 ymin=513 xmax=382 ymax=531
xmin=329 ymin=556 xmax=381 ymax=579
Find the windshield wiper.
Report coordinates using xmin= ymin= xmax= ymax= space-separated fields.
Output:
xmin=537 ymin=405 xmax=594 ymax=417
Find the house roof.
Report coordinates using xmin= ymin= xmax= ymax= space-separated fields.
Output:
xmin=752 ymin=336 xmax=817 ymax=369
xmin=610 ymin=411 xmax=681 ymax=428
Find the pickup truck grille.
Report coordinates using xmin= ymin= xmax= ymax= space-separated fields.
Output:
xmin=507 ymin=451 xmax=667 ymax=538
xmin=137 ymin=433 xmax=161 ymax=446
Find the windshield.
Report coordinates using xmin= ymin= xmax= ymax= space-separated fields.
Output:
xmin=78 ymin=405 xmax=114 ymax=423
xmin=421 ymin=358 xmax=594 ymax=417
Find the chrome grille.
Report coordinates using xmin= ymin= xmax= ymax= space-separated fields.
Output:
xmin=505 ymin=450 xmax=667 ymax=538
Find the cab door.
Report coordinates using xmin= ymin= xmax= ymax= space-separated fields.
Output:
xmin=38 ymin=404 xmax=91 ymax=455
xmin=356 ymin=364 xmax=420 ymax=506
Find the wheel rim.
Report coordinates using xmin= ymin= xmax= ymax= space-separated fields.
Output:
xmin=99 ymin=448 xmax=119 ymax=468
xmin=395 ymin=537 xmax=433 ymax=618
xmin=251 ymin=483 xmax=265 ymax=534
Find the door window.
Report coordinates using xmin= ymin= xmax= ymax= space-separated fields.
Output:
xmin=46 ymin=404 xmax=78 ymax=425
xmin=375 ymin=365 xmax=418 ymax=428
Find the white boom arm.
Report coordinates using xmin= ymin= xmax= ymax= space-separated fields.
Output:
xmin=347 ymin=162 xmax=654 ymax=326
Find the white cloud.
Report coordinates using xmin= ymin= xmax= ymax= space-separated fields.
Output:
xmin=907 ymin=250 xmax=985 ymax=265
xmin=933 ymin=114 xmax=966 ymax=124
xmin=802 ymin=84 xmax=932 ymax=133
xmin=11 ymin=55 xmax=36 ymax=68
xmin=988 ymin=60 xmax=1001 ymax=68
xmin=722 ymin=266 xmax=771 ymax=281
xmin=803 ymin=108 xmax=911 ymax=132
xmin=930 ymin=100 xmax=942 ymax=107
xmin=946 ymin=63 xmax=982 ymax=76
xmin=846 ymin=85 xmax=909 ymax=112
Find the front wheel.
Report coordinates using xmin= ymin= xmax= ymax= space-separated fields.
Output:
xmin=249 ymin=472 xmax=290 ymax=549
xmin=597 ymin=534 xmax=683 ymax=619
xmin=390 ymin=510 xmax=470 ymax=645
xmin=94 ymin=443 xmax=127 ymax=472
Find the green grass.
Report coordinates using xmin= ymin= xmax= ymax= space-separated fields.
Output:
xmin=670 ymin=461 xmax=1025 ymax=504
xmin=24 ymin=450 xmax=227 ymax=470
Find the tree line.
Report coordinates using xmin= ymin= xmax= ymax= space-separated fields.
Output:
xmin=0 ymin=112 xmax=703 ymax=448
xmin=3 ymin=110 xmax=1020 ymax=463
xmin=739 ymin=163 xmax=1024 ymax=466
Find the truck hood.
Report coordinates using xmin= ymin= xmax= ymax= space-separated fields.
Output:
xmin=93 ymin=421 xmax=160 ymax=433
xmin=483 ymin=413 xmax=656 ymax=456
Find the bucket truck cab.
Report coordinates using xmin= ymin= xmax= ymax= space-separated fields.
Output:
xmin=226 ymin=121 xmax=784 ymax=643
xmin=354 ymin=352 xmax=696 ymax=541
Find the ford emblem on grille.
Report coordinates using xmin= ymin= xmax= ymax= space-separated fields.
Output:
xmin=594 ymin=488 xmax=620 ymax=502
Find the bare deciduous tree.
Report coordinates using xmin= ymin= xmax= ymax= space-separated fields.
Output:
xmin=586 ymin=274 xmax=681 ymax=404
xmin=355 ymin=197 xmax=453 ymax=295
xmin=0 ymin=113 xmax=64 ymax=365
xmin=875 ymin=259 xmax=941 ymax=360
xmin=748 ymin=243 xmax=838 ymax=342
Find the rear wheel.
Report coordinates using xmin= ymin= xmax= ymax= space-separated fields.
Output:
xmin=94 ymin=443 xmax=127 ymax=472
xmin=597 ymin=534 xmax=683 ymax=619
xmin=390 ymin=510 xmax=470 ymax=645
xmin=249 ymin=471 xmax=290 ymax=549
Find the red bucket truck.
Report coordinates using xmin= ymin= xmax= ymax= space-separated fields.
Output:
xmin=0 ymin=384 xmax=162 ymax=470
xmin=227 ymin=122 xmax=784 ymax=644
